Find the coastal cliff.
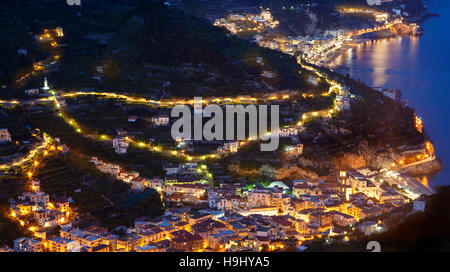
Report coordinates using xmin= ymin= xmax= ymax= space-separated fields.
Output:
xmin=404 ymin=159 xmax=443 ymax=176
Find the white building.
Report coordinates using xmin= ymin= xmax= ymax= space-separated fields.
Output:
xmin=13 ymin=237 xmax=41 ymax=252
xmin=19 ymin=191 xmax=49 ymax=204
xmin=0 ymin=128 xmax=12 ymax=143
xmin=248 ymin=188 xmax=272 ymax=207
xmin=42 ymin=77 xmax=50 ymax=91
xmin=238 ymin=206 xmax=278 ymax=217
xmin=278 ymin=127 xmax=298 ymax=137
xmin=112 ymin=136 xmax=129 ymax=154
xmin=413 ymin=197 xmax=426 ymax=213
xmin=128 ymin=116 xmax=138 ymax=122
xmin=223 ymin=141 xmax=239 ymax=153
xmin=25 ymin=89 xmax=40 ymax=95
xmin=131 ymin=177 xmax=147 ymax=191
xmin=152 ymin=114 xmax=169 ymax=126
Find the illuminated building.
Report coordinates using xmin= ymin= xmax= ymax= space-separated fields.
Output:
xmin=0 ymin=128 xmax=12 ymax=143
xmin=112 ymin=136 xmax=129 ymax=154
xmin=415 ymin=115 xmax=423 ymax=133
xmin=338 ymin=171 xmax=352 ymax=201
xmin=55 ymin=27 xmax=64 ymax=37
xmin=42 ymin=77 xmax=50 ymax=91
xmin=47 ymin=237 xmax=80 ymax=252
xmin=13 ymin=237 xmax=42 ymax=252
xmin=237 ymin=206 xmax=278 ymax=217
xmin=223 ymin=141 xmax=239 ymax=153
xmin=170 ymin=230 xmax=205 ymax=252
xmin=152 ymin=113 xmax=170 ymax=126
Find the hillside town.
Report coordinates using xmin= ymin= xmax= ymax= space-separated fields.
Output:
xmin=0 ymin=0 xmax=444 ymax=254
xmin=5 ymin=142 xmax=430 ymax=252
xmin=214 ymin=7 xmax=421 ymax=65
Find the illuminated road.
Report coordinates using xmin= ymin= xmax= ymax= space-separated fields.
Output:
xmin=0 ymin=25 xmax=432 ymax=169
xmin=0 ymin=134 xmax=52 ymax=170
xmin=347 ymin=19 xmax=403 ymax=37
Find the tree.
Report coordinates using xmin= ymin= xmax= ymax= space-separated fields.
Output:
xmin=259 ymin=164 xmax=277 ymax=181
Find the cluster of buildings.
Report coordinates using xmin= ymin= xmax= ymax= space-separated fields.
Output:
xmin=335 ymin=90 xmax=352 ymax=111
xmin=337 ymin=170 xmax=406 ymax=205
xmin=217 ymin=141 xmax=240 ymax=153
xmin=163 ymin=162 xmax=204 ymax=181
xmin=89 ymin=157 xmax=153 ymax=191
xmin=112 ymin=112 xmax=169 ymax=154
xmin=162 ymin=162 xmax=212 ymax=186
xmin=8 ymin=166 xmax=416 ymax=252
xmin=201 ymin=170 xmax=408 ymax=241
xmin=213 ymin=6 xmax=403 ymax=67
xmin=11 ymin=207 xmax=295 ymax=252
xmin=161 ymin=162 xmax=212 ymax=203
xmin=337 ymin=7 xmax=390 ymax=23
xmin=36 ymin=27 xmax=63 ymax=42
xmin=89 ymin=158 xmax=212 ymax=200
xmin=214 ymin=8 xmax=279 ymax=34
xmin=13 ymin=225 xmax=112 ymax=252
xmin=9 ymin=178 xmax=73 ymax=241
xmin=257 ymin=30 xmax=350 ymax=65
xmin=89 ymin=147 xmax=410 ymax=245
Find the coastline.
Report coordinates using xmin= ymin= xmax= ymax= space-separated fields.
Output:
xmin=323 ymin=11 xmax=439 ymax=69
xmin=322 ymin=9 xmax=445 ymax=191
xmin=324 ymin=40 xmax=365 ymax=69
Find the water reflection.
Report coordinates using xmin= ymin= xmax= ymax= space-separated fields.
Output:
xmin=335 ymin=36 xmax=420 ymax=88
